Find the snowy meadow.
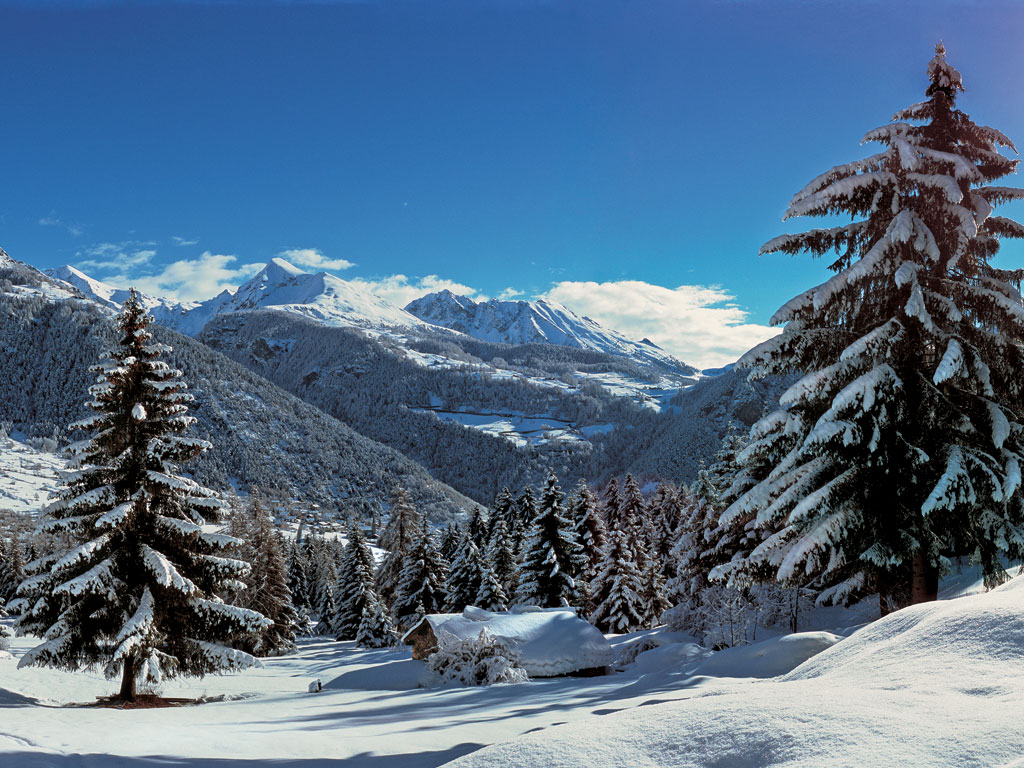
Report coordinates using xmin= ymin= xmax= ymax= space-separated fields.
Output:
xmin=2 ymin=568 xmax=1023 ymax=767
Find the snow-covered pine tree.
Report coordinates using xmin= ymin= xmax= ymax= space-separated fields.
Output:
xmin=590 ymin=475 xmax=647 ymax=633
xmin=487 ymin=487 xmax=516 ymax=545
xmin=444 ymin=529 xmax=485 ymax=612
xmin=664 ymin=471 xmax=722 ymax=622
xmin=713 ymin=44 xmax=1024 ymax=611
xmin=332 ymin=523 xmax=378 ymax=640
xmin=438 ymin=521 xmax=461 ymax=565
xmin=514 ymin=485 xmax=538 ymax=551
xmin=355 ymin=590 xmax=398 ymax=648
xmin=475 ymin=563 xmax=509 ymax=612
xmin=391 ymin=521 xmax=448 ymax=631
xmin=0 ymin=535 xmax=26 ymax=609
xmin=484 ymin=513 xmax=518 ymax=599
xmin=599 ymin=477 xmax=621 ymax=530
xmin=232 ymin=497 xmax=297 ymax=656
xmin=12 ymin=291 xmax=269 ymax=700
xmin=468 ymin=507 xmax=489 ymax=550
xmin=286 ymin=538 xmax=312 ymax=630
xmin=639 ymin=555 xmax=671 ymax=628
xmin=617 ymin=474 xmax=646 ymax=543
xmin=589 ymin=522 xmax=646 ymax=633
xmin=648 ymin=483 xmax=685 ymax=579
xmin=514 ymin=470 xmax=584 ymax=609
xmin=376 ymin=487 xmax=421 ymax=607
xmin=306 ymin=535 xmax=338 ymax=635
xmin=569 ymin=480 xmax=606 ymax=617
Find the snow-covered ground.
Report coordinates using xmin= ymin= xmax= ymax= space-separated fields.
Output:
xmin=2 ymin=573 xmax=1021 ymax=767
xmin=0 ymin=436 xmax=65 ymax=515
xmin=410 ymin=407 xmax=587 ymax=447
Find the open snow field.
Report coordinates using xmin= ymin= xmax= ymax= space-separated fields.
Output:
xmin=0 ymin=437 xmax=65 ymax=516
xmin=2 ymin=572 xmax=1023 ymax=767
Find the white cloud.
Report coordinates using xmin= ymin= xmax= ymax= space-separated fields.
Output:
xmin=86 ymin=251 xmax=263 ymax=303
xmin=349 ymin=274 xmax=483 ymax=308
xmin=76 ymin=242 xmax=157 ymax=271
xmin=39 ymin=213 xmax=83 ymax=237
xmin=540 ymin=280 xmax=779 ymax=369
xmin=496 ymin=287 xmax=525 ymax=300
xmin=279 ymin=248 xmax=354 ymax=272
xmin=171 ymin=236 xmax=199 ymax=247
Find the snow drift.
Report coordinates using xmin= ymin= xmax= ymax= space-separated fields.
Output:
xmin=445 ymin=575 xmax=1024 ymax=767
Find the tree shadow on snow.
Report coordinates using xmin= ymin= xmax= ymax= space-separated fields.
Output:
xmin=0 ymin=743 xmax=484 ymax=768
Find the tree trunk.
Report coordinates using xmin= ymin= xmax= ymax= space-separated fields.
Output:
xmin=911 ymin=553 xmax=939 ymax=605
xmin=119 ymin=659 xmax=137 ymax=701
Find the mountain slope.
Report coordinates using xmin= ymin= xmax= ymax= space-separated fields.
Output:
xmin=406 ymin=290 xmax=695 ymax=373
xmin=0 ymin=255 xmax=476 ymax=520
xmin=223 ymin=257 xmax=425 ymax=328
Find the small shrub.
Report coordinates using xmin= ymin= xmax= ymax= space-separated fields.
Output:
xmin=426 ymin=628 xmax=528 ymax=686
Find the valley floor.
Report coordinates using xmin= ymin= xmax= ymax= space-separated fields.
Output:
xmin=1 ymin=569 xmax=1021 ymax=768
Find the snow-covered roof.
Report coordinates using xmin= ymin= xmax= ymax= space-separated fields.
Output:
xmin=405 ymin=606 xmax=614 ymax=677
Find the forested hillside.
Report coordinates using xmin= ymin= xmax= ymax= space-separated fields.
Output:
xmin=0 ymin=260 xmax=477 ymax=520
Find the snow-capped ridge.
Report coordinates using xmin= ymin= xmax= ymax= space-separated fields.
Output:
xmin=405 ymin=291 xmax=695 ymax=373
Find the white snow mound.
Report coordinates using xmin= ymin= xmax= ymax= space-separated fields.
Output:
xmin=445 ymin=575 xmax=1024 ymax=767
xmin=429 ymin=606 xmax=614 ymax=678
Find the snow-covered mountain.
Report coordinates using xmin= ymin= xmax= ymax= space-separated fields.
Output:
xmin=48 ymin=258 xmax=425 ymax=336
xmin=406 ymin=290 xmax=695 ymax=373
xmin=219 ymin=257 xmax=424 ymax=329
xmin=46 ymin=265 xmax=209 ymax=333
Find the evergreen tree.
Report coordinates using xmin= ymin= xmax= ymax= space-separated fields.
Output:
xmin=12 ymin=292 xmax=269 ymax=700
xmin=392 ymin=522 xmax=448 ymax=630
xmin=487 ymin=487 xmax=516 ymax=545
xmin=444 ymin=530 xmax=485 ymax=612
xmin=713 ymin=44 xmax=1024 ymax=611
xmin=484 ymin=513 xmax=518 ymax=599
xmin=355 ymin=591 xmax=398 ymax=648
xmin=333 ymin=524 xmax=379 ymax=640
xmin=640 ymin=555 xmax=671 ymax=628
xmin=438 ymin=522 xmax=462 ymax=565
xmin=475 ymin=563 xmax=509 ymax=612
xmin=648 ymin=483 xmax=685 ymax=579
xmin=468 ymin=507 xmax=489 ymax=550
xmin=231 ymin=498 xmax=298 ymax=656
xmin=305 ymin=535 xmax=337 ymax=633
xmin=514 ymin=485 xmax=538 ymax=552
xmin=590 ymin=476 xmax=647 ymax=632
xmin=570 ymin=480 xmax=606 ymax=617
xmin=589 ymin=523 xmax=646 ymax=633
xmin=376 ymin=488 xmax=421 ymax=607
xmin=514 ymin=470 xmax=584 ymax=608
xmin=286 ymin=539 xmax=311 ymax=630
xmin=0 ymin=535 xmax=25 ymax=609
xmin=600 ymin=477 xmax=621 ymax=530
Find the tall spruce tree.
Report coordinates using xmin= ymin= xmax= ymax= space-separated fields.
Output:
xmin=590 ymin=476 xmax=647 ymax=632
xmin=570 ymin=480 xmax=606 ymax=617
xmin=231 ymin=497 xmax=298 ymax=656
xmin=713 ymin=44 xmax=1024 ymax=611
xmin=376 ymin=488 xmax=421 ymax=608
xmin=12 ymin=292 xmax=269 ymax=700
xmin=487 ymin=487 xmax=516 ymax=545
xmin=355 ymin=591 xmax=398 ymax=648
xmin=444 ymin=530 xmax=485 ymax=612
xmin=485 ymin=514 xmax=518 ymax=599
xmin=392 ymin=522 xmax=448 ymax=630
xmin=514 ymin=470 xmax=585 ymax=608
xmin=332 ymin=524 xmax=378 ymax=640
xmin=475 ymin=563 xmax=509 ymax=612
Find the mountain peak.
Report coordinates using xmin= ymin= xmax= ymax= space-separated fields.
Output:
xmin=263 ymin=257 xmax=308 ymax=280
xmin=0 ymin=247 xmax=11 ymax=265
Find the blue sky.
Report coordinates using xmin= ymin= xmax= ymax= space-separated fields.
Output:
xmin=3 ymin=0 xmax=1024 ymax=366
